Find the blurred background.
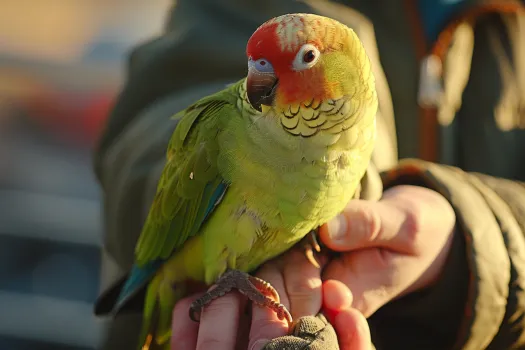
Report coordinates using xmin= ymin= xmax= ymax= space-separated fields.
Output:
xmin=0 ymin=0 xmax=171 ymax=349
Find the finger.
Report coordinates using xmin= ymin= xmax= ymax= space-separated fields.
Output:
xmin=323 ymin=247 xmax=425 ymax=317
xmin=322 ymin=279 xmax=353 ymax=324
xmin=320 ymin=185 xmax=452 ymax=254
xmin=323 ymin=279 xmax=353 ymax=311
xmin=196 ymin=289 xmax=243 ymax=350
xmin=335 ymin=308 xmax=372 ymax=350
xmin=248 ymin=262 xmax=288 ymax=350
xmin=322 ymin=186 xmax=456 ymax=317
xmin=235 ymin=302 xmax=251 ymax=350
xmin=282 ymin=248 xmax=323 ymax=319
xmin=319 ymin=199 xmax=410 ymax=253
xmin=171 ymin=294 xmax=202 ymax=350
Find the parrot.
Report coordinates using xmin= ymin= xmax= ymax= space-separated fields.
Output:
xmin=94 ymin=12 xmax=378 ymax=350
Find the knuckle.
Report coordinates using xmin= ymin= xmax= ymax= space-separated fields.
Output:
xmin=353 ymin=287 xmax=388 ymax=317
xmin=350 ymin=205 xmax=381 ymax=242
xmin=364 ymin=206 xmax=382 ymax=240
xmin=203 ymin=293 xmax=240 ymax=315
xmin=285 ymin=274 xmax=322 ymax=317
xmin=287 ymin=275 xmax=322 ymax=297
xmin=374 ymin=250 xmax=397 ymax=287
xmin=401 ymin=201 xmax=423 ymax=250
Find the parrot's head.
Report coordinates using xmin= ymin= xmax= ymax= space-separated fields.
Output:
xmin=245 ymin=13 xmax=377 ymax=138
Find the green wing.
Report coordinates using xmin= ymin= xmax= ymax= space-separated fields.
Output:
xmin=134 ymin=80 xmax=243 ymax=266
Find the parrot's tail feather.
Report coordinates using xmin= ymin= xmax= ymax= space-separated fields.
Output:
xmin=93 ymin=273 xmax=148 ymax=316
xmin=94 ymin=262 xmax=162 ymax=317
xmin=117 ymin=261 xmax=163 ymax=310
xmin=93 ymin=274 xmax=128 ymax=316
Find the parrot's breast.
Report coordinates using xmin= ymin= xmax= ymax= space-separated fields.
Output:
xmin=218 ymin=104 xmax=375 ymax=240
xmin=201 ymin=85 xmax=376 ymax=278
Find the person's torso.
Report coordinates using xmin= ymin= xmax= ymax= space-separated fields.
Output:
xmin=350 ymin=0 xmax=525 ymax=181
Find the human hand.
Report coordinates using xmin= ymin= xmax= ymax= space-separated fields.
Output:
xmin=319 ymin=185 xmax=456 ymax=317
xmin=170 ymin=247 xmax=372 ymax=350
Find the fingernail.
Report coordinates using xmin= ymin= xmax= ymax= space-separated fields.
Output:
xmin=327 ymin=214 xmax=347 ymax=242
xmin=250 ymin=339 xmax=270 ymax=350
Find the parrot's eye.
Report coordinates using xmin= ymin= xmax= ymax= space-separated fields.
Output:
xmin=303 ymin=50 xmax=316 ymax=63
xmin=250 ymin=58 xmax=274 ymax=74
xmin=292 ymin=44 xmax=320 ymax=71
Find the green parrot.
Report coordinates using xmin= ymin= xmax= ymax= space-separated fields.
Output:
xmin=94 ymin=13 xmax=378 ymax=350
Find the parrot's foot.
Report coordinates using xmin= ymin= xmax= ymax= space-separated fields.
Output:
xmin=189 ymin=269 xmax=293 ymax=324
xmin=302 ymin=229 xmax=322 ymax=268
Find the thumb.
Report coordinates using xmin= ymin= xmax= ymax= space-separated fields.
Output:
xmin=321 ymin=186 xmax=456 ymax=316
xmin=319 ymin=198 xmax=411 ymax=253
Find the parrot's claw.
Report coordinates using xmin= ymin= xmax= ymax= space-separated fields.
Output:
xmin=189 ymin=305 xmax=201 ymax=323
xmin=141 ymin=334 xmax=153 ymax=350
xmin=302 ymin=230 xmax=322 ymax=268
xmin=248 ymin=275 xmax=281 ymax=303
xmin=189 ymin=269 xmax=293 ymax=324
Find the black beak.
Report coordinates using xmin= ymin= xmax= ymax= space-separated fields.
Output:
xmin=246 ymin=68 xmax=278 ymax=112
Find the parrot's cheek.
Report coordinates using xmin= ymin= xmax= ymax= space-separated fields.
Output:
xmin=247 ymin=69 xmax=278 ymax=112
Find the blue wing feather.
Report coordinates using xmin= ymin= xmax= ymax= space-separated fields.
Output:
xmin=198 ymin=182 xmax=228 ymax=232
xmin=114 ymin=182 xmax=228 ymax=310
xmin=115 ymin=260 xmax=163 ymax=310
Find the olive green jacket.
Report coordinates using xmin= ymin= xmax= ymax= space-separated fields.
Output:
xmin=93 ymin=0 xmax=525 ymax=349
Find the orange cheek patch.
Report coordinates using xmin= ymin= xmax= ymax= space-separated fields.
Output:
xmin=276 ymin=68 xmax=336 ymax=106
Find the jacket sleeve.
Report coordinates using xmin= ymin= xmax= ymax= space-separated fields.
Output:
xmin=364 ymin=159 xmax=525 ymax=350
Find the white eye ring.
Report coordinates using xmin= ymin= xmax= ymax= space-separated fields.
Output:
xmin=292 ymin=44 xmax=320 ymax=71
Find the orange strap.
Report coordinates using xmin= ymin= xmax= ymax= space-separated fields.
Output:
xmin=404 ymin=0 xmax=525 ymax=162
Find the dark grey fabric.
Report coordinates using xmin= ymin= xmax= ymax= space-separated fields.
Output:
xmin=93 ymin=0 xmax=525 ymax=349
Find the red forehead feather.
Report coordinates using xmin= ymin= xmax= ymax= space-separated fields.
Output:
xmin=246 ymin=22 xmax=296 ymax=75
xmin=246 ymin=18 xmax=332 ymax=104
